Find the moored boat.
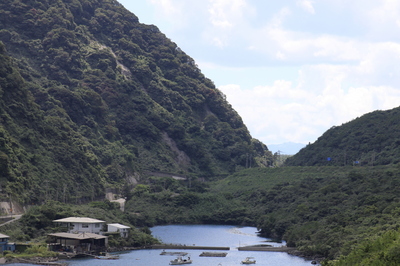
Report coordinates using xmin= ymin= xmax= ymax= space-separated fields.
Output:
xmin=241 ymin=257 xmax=256 ymax=264
xmin=169 ymin=256 xmax=192 ymax=265
xmin=94 ymin=253 xmax=119 ymax=260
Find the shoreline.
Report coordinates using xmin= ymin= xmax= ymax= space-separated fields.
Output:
xmin=0 ymin=244 xmax=324 ymax=265
xmin=0 ymin=256 xmax=66 ymax=265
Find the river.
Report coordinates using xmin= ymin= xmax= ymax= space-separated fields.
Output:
xmin=11 ymin=224 xmax=315 ymax=266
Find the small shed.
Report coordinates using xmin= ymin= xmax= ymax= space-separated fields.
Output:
xmin=107 ymin=223 xmax=130 ymax=238
xmin=0 ymin=233 xmax=15 ymax=252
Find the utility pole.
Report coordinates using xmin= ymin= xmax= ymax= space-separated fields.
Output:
xmin=371 ymin=151 xmax=375 ymax=166
xmin=45 ymin=180 xmax=49 ymax=202
xmin=277 ymin=150 xmax=281 ymax=166
xmin=63 ymin=184 xmax=67 ymax=203
xmin=9 ymin=194 xmax=12 ymax=218
xmin=249 ymin=154 xmax=252 ymax=168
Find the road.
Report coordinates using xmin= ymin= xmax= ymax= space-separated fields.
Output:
xmin=0 ymin=214 xmax=22 ymax=227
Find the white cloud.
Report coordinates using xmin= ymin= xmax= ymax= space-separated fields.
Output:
xmin=249 ymin=25 xmax=368 ymax=64
xmin=149 ymin=0 xmax=182 ymax=18
xmin=364 ymin=0 xmax=400 ymax=36
xmin=130 ymin=0 xmax=400 ymax=145
xmin=207 ymin=0 xmax=247 ymax=29
xmin=297 ymin=0 xmax=315 ymax=14
xmin=202 ymin=0 xmax=254 ymax=48
xmin=219 ymin=70 xmax=400 ymax=145
xmin=269 ymin=7 xmax=291 ymax=28
xmin=147 ymin=0 xmax=206 ymax=31
xmin=276 ymin=51 xmax=287 ymax=60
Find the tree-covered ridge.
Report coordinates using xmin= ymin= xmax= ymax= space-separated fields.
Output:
xmin=285 ymin=107 xmax=400 ymax=166
xmin=0 ymin=0 xmax=271 ymax=204
xmin=122 ymin=165 xmax=400 ymax=263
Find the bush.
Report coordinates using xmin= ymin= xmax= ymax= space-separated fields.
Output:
xmin=3 ymin=250 xmax=12 ymax=256
xmin=24 ymin=245 xmax=57 ymax=257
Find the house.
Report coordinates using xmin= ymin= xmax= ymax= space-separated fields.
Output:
xmin=107 ymin=223 xmax=130 ymax=238
xmin=0 ymin=233 xmax=15 ymax=252
xmin=47 ymin=232 xmax=107 ymax=255
xmin=53 ymin=217 xmax=105 ymax=234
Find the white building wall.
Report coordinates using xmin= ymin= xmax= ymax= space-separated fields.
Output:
xmin=107 ymin=225 xmax=129 ymax=238
xmin=69 ymin=223 xmax=103 ymax=234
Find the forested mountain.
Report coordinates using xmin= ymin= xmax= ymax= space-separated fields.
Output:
xmin=286 ymin=107 xmax=400 ymax=166
xmin=4 ymin=1 xmax=400 ymax=264
xmin=0 ymin=0 xmax=271 ymax=205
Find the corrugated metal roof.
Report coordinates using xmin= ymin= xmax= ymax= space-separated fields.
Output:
xmin=0 ymin=233 xmax=9 ymax=238
xmin=52 ymin=217 xmax=105 ymax=223
xmin=107 ymin=223 xmax=130 ymax=229
xmin=48 ymin=232 xmax=107 ymax=240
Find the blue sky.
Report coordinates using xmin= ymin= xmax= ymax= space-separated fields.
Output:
xmin=118 ymin=0 xmax=400 ymax=147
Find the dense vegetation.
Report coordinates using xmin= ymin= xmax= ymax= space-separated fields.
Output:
xmin=1 ymin=200 xmax=158 ymax=248
xmin=328 ymin=229 xmax=400 ymax=265
xmin=286 ymin=107 xmax=400 ymax=166
xmin=6 ymin=164 xmax=400 ymax=264
xmin=1 ymin=0 xmax=400 ymax=265
xmin=0 ymin=0 xmax=271 ymax=204
xmin=125 ymin=165 xmax=400 ymax=264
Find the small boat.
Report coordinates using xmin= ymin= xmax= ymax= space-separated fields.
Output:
xmin=169 ymin=256 xmax=192 ymax=265
xmin=94 ymin=253 xmax=119 ymax=260
xmin=241 ymin=257 xmax=256 ymax=264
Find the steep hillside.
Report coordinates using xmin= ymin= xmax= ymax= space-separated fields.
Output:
xmin=0 ymin=41 xmax=108 ymax=204
xmin=0 ymin=0 xmax=271 ymax=204
xmin=285 ymin=107 xmax=400 ymax=166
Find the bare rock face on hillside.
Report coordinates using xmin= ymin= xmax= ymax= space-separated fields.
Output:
xmin=0 ymin=201 xmax=23 ymax=215
xmin=162 ymin=132 xmax=191 ymax=169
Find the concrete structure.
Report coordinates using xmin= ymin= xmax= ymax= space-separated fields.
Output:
xmin=0 ymin=233 xmax=15 ymax=252
xmin=107 ymin=223 xmax=130 ymax=238
xmin=53 ymin=217 xmax=105 ymax=234
xmin=48 ymin=232 xmax=108 ymax=254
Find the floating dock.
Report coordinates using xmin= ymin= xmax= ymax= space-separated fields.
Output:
xmin=151 ymin=244 xmax=230 ymax=250
xmin=151 ymin=244 xmax=295 ymax=252
xmin=160 ymin=251 xmax=188 ymax=256
xmin=238 ymin=246 xmax=296 ymax=252
xmin=199 ymin=252 xmax=228 ymax=257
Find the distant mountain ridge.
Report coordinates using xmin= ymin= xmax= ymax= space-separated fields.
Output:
xmin=0 ymin=0 xmax=271 ymax=204
xmin=285 ymin=107 xmax=400 ymax=166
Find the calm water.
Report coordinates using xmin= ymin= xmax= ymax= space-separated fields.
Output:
xmin=12 ymin=225 xmax=315 ymax=266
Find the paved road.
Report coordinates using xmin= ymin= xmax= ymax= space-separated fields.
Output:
xmin=0 ymin=214 xmax=22 ymax=227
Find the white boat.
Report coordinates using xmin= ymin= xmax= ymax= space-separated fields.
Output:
xmin=94 ymin=254 xmax=119 ymax=260
xmin=241 ymin=257 xmax=256 ymax=264
xmin=169 ymin=256 xmax=192 ymax=265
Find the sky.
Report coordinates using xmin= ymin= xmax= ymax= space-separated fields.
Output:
xmin=117 ymin=0 xmax=400 ymax=148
